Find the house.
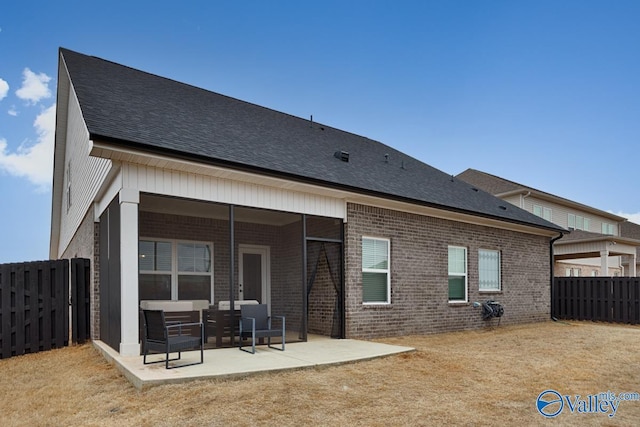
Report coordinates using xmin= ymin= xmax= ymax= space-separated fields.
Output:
xmin=51 ymin=48 xmax=565 ymax=357
xmin=457 ymin=169 xmax=639 ymax=277
xmin=620 ymin=221 xmax=640 ymax=275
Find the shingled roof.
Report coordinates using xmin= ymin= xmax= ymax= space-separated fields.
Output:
xmin=59 ymin=48 xmax=564 ymax=233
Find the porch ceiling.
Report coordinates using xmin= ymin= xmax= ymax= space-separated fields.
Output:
xmin=139 ymin=194 xmax=301 ymax=226
xmin=554 ymin=241 xmax=637 ymax=260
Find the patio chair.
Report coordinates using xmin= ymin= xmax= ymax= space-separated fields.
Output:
xmin=142 ymin=309 xmax=204 ymax=369
xmin=239 ymin=304 xmax=285 ymax=354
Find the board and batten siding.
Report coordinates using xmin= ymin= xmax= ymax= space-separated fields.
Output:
xmin=120 ymin=163 xmax=347 ymax=219
xmin=57 ymin=86 xmax=111 ymax=256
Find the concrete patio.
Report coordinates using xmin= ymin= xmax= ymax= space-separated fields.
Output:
xmin=94 ymin=336 xmax=414 ymax=390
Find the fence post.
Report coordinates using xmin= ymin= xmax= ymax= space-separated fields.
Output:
xmin=1 ymin=264 xmax=11 ymax=358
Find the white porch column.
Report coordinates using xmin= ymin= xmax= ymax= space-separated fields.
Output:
xmin=629 ymin=254 xmax=637 ymax=277
xmin=119 ymin=188 xmax=140 ymax=356
xmin=600 ymin=250 xmax=609 ymax=276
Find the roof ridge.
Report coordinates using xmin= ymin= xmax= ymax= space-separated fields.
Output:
xmin=58 ymin=48 xmax=565 ymax=234
xmin=59 ymin=47 xmax=391 ymax=150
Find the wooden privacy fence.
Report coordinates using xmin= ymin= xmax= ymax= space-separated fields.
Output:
xmin=0 ymin=258 xmax=91 ymax=359
xmin=552 ymin=277 xmax=640 ymax=324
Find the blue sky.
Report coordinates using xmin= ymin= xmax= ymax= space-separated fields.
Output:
xmin=1 ymin=1 xmax=639 ymax=263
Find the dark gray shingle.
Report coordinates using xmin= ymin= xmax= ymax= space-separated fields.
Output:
xmin=60 ymin=48 xmax=564 ymax=233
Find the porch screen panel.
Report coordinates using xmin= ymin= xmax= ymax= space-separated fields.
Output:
xmin=139 ymin=240 xmax=172 ymax=301
xmin=177 ymin=242 xmax=212 ymax=301
xmin=139 ymin=275 xmax=171 ymax=301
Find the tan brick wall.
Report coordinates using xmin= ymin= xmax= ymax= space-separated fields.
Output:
xmin=344 ymin=203 xmax=551 ymax=338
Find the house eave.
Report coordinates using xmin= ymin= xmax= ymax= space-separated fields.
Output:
xmin=89 ymin=138 xmax=563 ymax=238
xmin=555 ymin=234 xmax=640 ymax=247
xmin=497 ymin=189 xmax=627 ymax=222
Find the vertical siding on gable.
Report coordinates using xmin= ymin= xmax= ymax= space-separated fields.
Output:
xmin=57 ymin=86 xmax=111 ymax=256
xmin=121 ymin=163 xmax=346 ymax=219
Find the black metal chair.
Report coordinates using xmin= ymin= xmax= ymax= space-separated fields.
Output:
xmin=142 ymin=309 xmax=204 ymax=369
xmin=239 ymin=304 xmax=285 ymax=354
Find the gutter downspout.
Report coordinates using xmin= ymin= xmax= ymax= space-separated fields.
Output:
xmin=520 ymin=191 xmax=531 ymax=209
xmin=550 ymin=232 xmax=565 ymax=321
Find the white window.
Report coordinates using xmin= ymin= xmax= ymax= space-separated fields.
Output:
xmin=362 ymin=237 xmax=390 ymax=304
xmin=448 ymin=246 xmax=467 ymax=302
xmin=65 ymin=162 xmax=72 ymax=211
xmin=602 ymin=222 xmax=615 ymax=235
xmin=139 ymin=239 xmax=213 ymax=302
xmin=479 ymin=249 xmax=501 ymax=292
xmin=568 ymin=214 xmax=589 ymax=231
xmin=533 ymin=205 xmax=552 ymax=222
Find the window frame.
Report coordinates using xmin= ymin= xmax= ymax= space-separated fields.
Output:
xmin=533 ymin=204 xmax=552 ymax=222
xmin=602 ymin=222 xmax=615 ymax=235
xmin=448 ymin=245 xmax=468 ymax=303
xmin=568 ymin=213 xmax=590 ymax=231
xmin=478 ymin=249 xmax=501 ymax=292
xmin=361 ymin=236 xmax=391 ymax=305
xmin=65 ymin=161 xmax=72 ymax=212
xmin=139 ymin=237 xmax=214 ymax=302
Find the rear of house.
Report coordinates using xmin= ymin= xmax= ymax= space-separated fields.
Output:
xmin=51 ymin=48 xmax=565 ymax=356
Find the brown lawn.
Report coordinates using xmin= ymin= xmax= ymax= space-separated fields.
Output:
xmin=1 ymin=321 xmax=639 ymax=426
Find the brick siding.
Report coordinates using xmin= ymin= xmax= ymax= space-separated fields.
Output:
xmin=344 ymin=202 xmax=551 ymax=338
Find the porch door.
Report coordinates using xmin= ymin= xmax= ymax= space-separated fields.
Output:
xmin=239 ymin=245 xmax=270 ymax=308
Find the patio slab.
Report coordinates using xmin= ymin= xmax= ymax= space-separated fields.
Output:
xmin=93 ymin=336 xmax=414 ymax=390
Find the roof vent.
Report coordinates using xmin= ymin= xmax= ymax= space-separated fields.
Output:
xmin=334 ymin=151 xmax=349 ymax=162
xmin=499 ymin=205 xmax=507 ymax=210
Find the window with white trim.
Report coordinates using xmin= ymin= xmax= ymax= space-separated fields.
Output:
xmin=479 ymin=249 xmax=501 ymax=292
xmin=568 ymin=214 xmax=590 ymax=231
xmin=139 ymin=239 xmax=213 ymax=302
xmin=602 ymin=222 xmax=615 ymax=235
xmin=448 ymin=246 xmax=467 ymax=302
xmin=533 ymin=205 xmax=552 ymax=222
xmin=65 ymin=162 xmax=72 ymax=212
xmin=362 ymin=237 xmax=390 ymax=304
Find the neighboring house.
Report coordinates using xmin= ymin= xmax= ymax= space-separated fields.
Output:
xmin=457 ymin=169 xmax=639 ymax=277
xmin=620 ymin=221 xmax=640 ymax=275
xmin=51 ymin=48 xmax=565 ymax=357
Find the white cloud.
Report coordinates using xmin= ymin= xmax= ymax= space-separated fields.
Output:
xmin=0 ymin=78 xmax=8 ymax=101
xmin=8 ymin=106 xmax=17 ymax=116
xmin=610 ymin=211 xmax=640 ymax=225
xmin=0 ymin=103 xmax=55 ymax=189
xmin=15 ymin=68 xmax=52 ymax=105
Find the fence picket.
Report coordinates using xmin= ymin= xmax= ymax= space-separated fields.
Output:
xmin=0 ymin=259 xmax=87 ymax=360
xmin=553 ymin=277 xmax=640 ymax=324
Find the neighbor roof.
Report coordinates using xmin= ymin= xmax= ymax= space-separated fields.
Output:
xmin=457 ymin=168 xmax=626 ymax=222
xmin=59 ymin=48 xmax=564 ymax=233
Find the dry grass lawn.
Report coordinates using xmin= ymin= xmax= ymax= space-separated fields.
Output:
xmin=1 ymin=320 xmax=639 ymax=426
